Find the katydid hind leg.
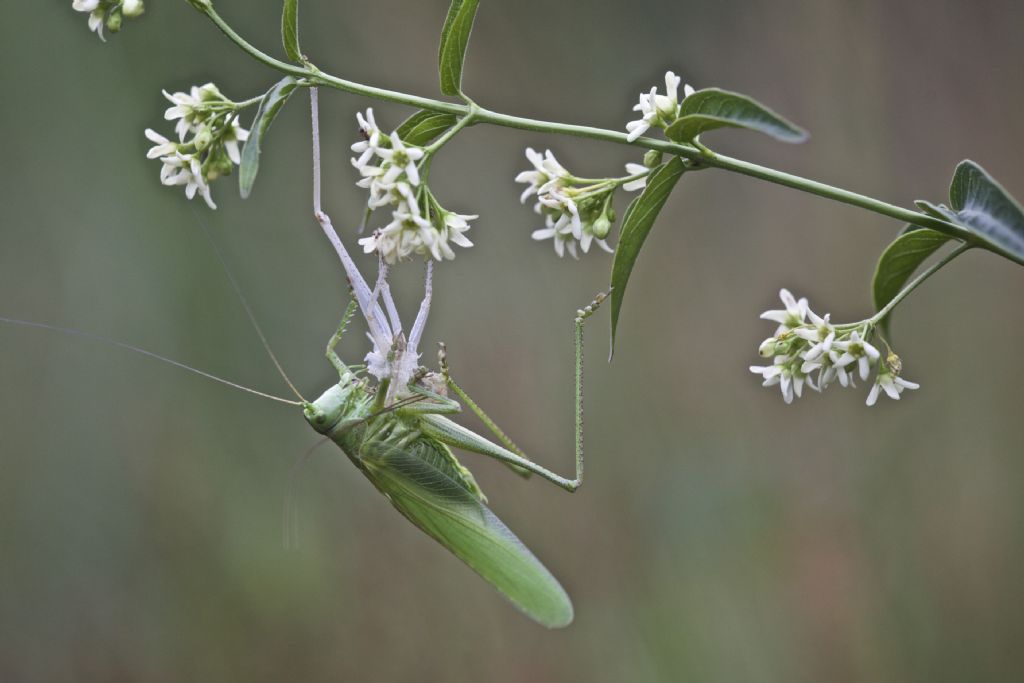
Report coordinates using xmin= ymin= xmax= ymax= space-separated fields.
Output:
xmin=438 ymin=342 xmax=532 ymax=478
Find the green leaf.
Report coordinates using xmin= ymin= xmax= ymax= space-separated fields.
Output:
xmin=239 ymin=77 xmax=298 ymax=199
xmin=395 ymin=110 xmax=458 ymax=146
xmin=947 ymin=160 xmax=1024 ymax=260
xmin=665 ymin=88 xmax=808 ymax=145
xmin=913 ymin=199 xmax=958 ymax=223
xmin=871 ymin=227 xmax=950 ymax=335
xmin=609 ymin=156 xmax=687 ymax=355
xmin=361 ymin=440 xmax=573 ymax=629
xmin=281 ymin=0 xmax=301 ymax=62
xmin=438 ymin=0 xmax=481 ymax=96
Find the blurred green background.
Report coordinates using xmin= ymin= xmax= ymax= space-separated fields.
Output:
xmin=2 ymin=1 xmax=1023 ymax=680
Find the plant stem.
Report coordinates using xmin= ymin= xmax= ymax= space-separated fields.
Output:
xmin=869 ymin=243 xmax=973 ymax=325
xmin=200 ymin=5 xmax=1022 ymax=264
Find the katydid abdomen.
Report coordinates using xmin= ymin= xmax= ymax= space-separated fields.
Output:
xmin=304 ymin=378 xmax=574 ymax=629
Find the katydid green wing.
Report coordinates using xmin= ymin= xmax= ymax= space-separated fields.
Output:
xmin=360 ymin=441 xmax=574 ymax=628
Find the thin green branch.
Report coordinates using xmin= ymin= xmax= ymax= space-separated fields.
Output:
xmin=869 ymin=242 xmax=973 ymax=325
xmin=199 ymin=3 xmax=1017 ymax=262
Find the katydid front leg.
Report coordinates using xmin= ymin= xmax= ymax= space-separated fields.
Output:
xmin=423 ymin=291 xmax=609 ymax=492
xmin=327 ymin=295 xmax=359 ymax=378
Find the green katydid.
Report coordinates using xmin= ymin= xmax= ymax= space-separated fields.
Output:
xmin=298 ymin=87 xmax=604 ymax=627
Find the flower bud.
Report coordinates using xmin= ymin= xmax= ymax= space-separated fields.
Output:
xmin=105 ymin=8 xmax=123 ymax=32
xmin=122 ymin=0 xmax=145 ymax=18
xmin=592 ymin=214 xmax=612 ymax=239
xmin=643 ymin=150 xmax=663 ymax=168
xmin=211 ymin=154 xmax=233 ymax=178
xmin=758 ymin=337 xmax=777 ymax=357
xmin=653 ymin=95 xmax=677 ymax=121
xmin=198 ymin=83 xmax=225 ymax=103
xmin=193 ymin=127 xmax=213 ymax=152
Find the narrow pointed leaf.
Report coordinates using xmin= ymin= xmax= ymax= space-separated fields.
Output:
xmin=438 ymin=0 xmax=481 ymax=96
xmin=665 ymin=88 xmax=808 ymax=144
xmin=396 ymin=110 xmax=458 ymax=146
xmin=947 ymin=160 xmax=1024 ymax=260
xmin=914 ymin=199 xmax=959 ymax=223
xmin=609 ymin=156 xmax=686 ymax=355
xmin=239 ymin=77 xmax=298 ymax=199
xmin=361 ymin=440 xmax=573 ymax=628
xmin=872 ymin=227 xmax=951 ymax=335
xmin=281 ymin=0 xmax=301 ymax=62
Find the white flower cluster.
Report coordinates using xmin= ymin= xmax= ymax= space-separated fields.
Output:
xmin=72 ymin=0 xmax=143 ymax=40
xmin=351 ymin=109 xmax=474 ymax=264
xmin=143 ymin=84 xmax=249 ymax=210
xmin=516 ymin=148 xmax=651 ymax=258
xmin=749 ymin=289 xmax=919 ymax=406
xmin=625 ymin=71 xmax=696 ymax=142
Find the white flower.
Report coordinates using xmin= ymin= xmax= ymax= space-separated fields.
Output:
xmin=162 ymin=84 xmax=223 ymax=141
xmin=350 ymin=108 xmax=383 ymax=170
xmin=72 ymin=0 xmax=105 ymax=38
xmin=144 ymin=129 xmax=177 ymax=159
xmin=622 ymin=162 xmax=650 ymax=192
xmin=866 ymin=370 xmax=920 ymax=406
xmin=359 ymin=201 xmax=473 ymax=264
xmin=431 ymin=211 xmax=475 ymax=261
xmin=532 ymin=220 xmax=579 ymax=259
xmin=750 ymin=356 xmax=811 ymax=405
xmin=376 ymin=133 xmax=425 ymax=186
xmin=157 ymin=152 xmax=216 ymax=210
xmin=833 ymin=330 xmax=881 ymax=382
xmin=759 ymin=289 xmax=809 ymax=335
xmin=222 ymin=115 xmax=249 ymax=166
xmin=794 ymin=311 xmax=835 ymax=361
xmin=515 ymin=148 xmax=570 ymax=204
xmin=625 ymin=71 xmax=696 ymax=142
xmin=538 ymin=189 xmax=583 ymax=240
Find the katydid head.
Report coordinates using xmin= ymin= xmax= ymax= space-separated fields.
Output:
xmin=303 ymin=382 xmax=356 ymax=434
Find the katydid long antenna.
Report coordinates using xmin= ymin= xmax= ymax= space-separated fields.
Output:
xmin=188 ymin=206 xmax=307 ymax=404
xmin=0 ymin=315 xmax=302 ymax=406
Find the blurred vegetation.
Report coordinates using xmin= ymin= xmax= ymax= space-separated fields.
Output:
xmin=1 ymin=1 xmax=1023 ymax=681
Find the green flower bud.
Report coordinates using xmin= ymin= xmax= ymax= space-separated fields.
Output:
xmin=193 ymin=127 xmax=213 ymax=152
xmin=212 ymin=153 xmax=233 ymax=178
xmin=643 ymin=150 xmax=663 ymax=168
xmin=105 ymin=8 xmax=123 ymax=33
xmin=592 ymin=214 xmax=612 ymax=239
